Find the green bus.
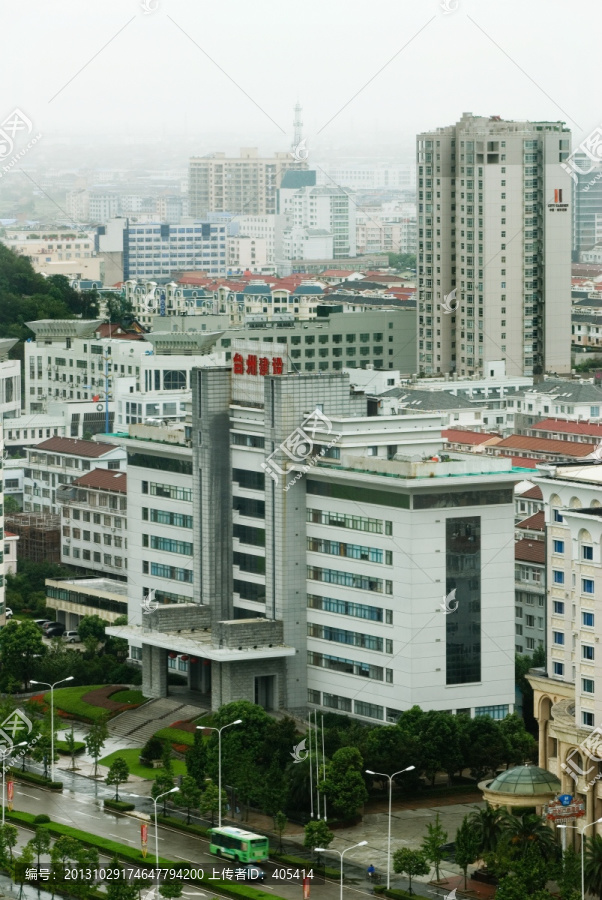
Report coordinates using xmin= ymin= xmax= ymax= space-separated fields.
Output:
xmin=208 ymin=826 xmax=269 ymax=863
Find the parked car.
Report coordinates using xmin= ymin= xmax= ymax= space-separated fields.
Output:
xmin=44 ymin=622 xmax=65 ymax=637
xmin=62 ymin=631 xmax=80 ymax=644
xmin=235 ymin=867 xmax=265 ymax=883
xmin=36 ymin=619 xmax=53 ymax=629
xmin=4 ymin=608 xmax=12 ymax=619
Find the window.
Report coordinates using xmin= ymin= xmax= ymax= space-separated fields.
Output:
xmin=474 ymin=705 xmax=508 ymax=720
xmin=583 ymin=611 xmax=595 ymax=627
xmin=553 ymin=570 xmax=565 ymax=585
xmin=308 ymin=650 xmax=383 ymax=680
xmin=148 ymin=482 xmax=192 ymax=502
xmin=307 ymin=594 xmax=384 ymax=621
xmin=553 ymin=601 xmax=564 ymax=615
xmin=554 ymin=509 xmax=564 ymax=523
xmin=354 ymin=700 xmax=384 ymax=720
xmin=553 ymin=540 xmax=564 ymax=554
xmin=306 ymin=509 xmax=383 ymax=533
xmin=583 ymin=645 xmax=595 ymax=661
xmin=525 ymin=615 xmax=535 ymax=627
xmin=526 ymin=638 xmax=535 ymax=650
xmin=583 ymin=545 xmax=594 ymax=561
xmin=583 ymin=678 xmax=595 ymax=694
xmin=582 ymin=579 xmax=594 ymax=595
xmin=308 ymin=623 xmax=384 ymax=652
xmin=322 ymin=693 xmax=352 ymax=712
xmin=553 ymin=662 xmax=564 ymax=676
xmin=583 ymin=711 xmax=595 ymax=727
xmin=307 ymin=538 xmax=384 ymax=563
xmin=553 ymin=631 xmax=565 ymax=645
xmin=307 ymin=566 xmax=384 ymax=592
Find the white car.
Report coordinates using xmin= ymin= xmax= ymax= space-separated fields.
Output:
xmin=4 ymin=608 xmax=12 ymax=619
xmin=62 ymin=630 xmax=80 ymax=643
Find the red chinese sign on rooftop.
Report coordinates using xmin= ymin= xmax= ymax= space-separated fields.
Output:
xmin=233 ymin=353 xmax=283 ymax=376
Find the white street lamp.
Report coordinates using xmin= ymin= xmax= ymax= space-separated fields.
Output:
xmin=366 ymin=766 xmax=415 ymax=889
xmin=0 ymin=742 xmax=27 ymax=826
xmin=197 ymin=718 xmax=242 ymax=827
xmin=316 ymin=840 xmax=368 ymax=900
xmin=31 ymin=676 xmax=74 ymax=782
xmin=557 ymin=816 xmax=602 ymax=899
xmin=152 ymin=786 xmax=179 ymax=868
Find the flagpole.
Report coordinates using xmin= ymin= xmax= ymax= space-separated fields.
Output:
xmin=315 ymin=710 xmax=320 ymax=819
xmin=308 ymin=717 xmax=314 ymax=819
xmin=321 ymin=714 xmax=327 ymax=821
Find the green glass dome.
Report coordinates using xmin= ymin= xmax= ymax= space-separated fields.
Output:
xmin=488 ymin=765 xmax=561 ymax=795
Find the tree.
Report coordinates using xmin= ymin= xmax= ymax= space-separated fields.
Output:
xmin=159 ymin=887 xmax=183 ymax=900
xmin=387 ymin=252 xmax=416 ymax=271
xmin=468 ymin=805 xmax=508 ymax=856
xmin=199 ymin=782 xmax=226 ymax=826
xmin=152 ymin=772 xmax=175 ymax=815
xmin=392 ymin=848 xmax=429 ymax=895
xmin=502 ymin=812 xmax=559 ymax=863
xmin=85 ymin=716 xmax=109 ymax=778
xmin=29 ymin=827 xmax=51 ymax=866
xmin=105 ymin=856 xmax=138 ymax=900
xmin=185 ymin=732 xmax=208 ymax=788
xmin=421 ymin=813 xmax=447 ymax=881
xmin=420 ymin=710 xmax=462 ymax=784
xmin=455 ymin=815 xmax=480 ymax=888
xmin=0 ymin=824 xmax=17 ymax=862
xmin=51 ymin=835 xmax=84 ymax=878
xmin=458 ymin=715 xmax=509 ymax=781
xmin=258 ymin=758 xmax=287 ymax=817
xmin=64 ymin=725 xmax=79 ymax=770
xmin=498 ymin=713 xmax=537 ymax=766
xmin=174 ymin=775 xmax=200 ymax=825
xmin=321 ymin=746 xmax=368 ymax=820
xmin=585 ymin=832 xmax=602 ymax=900
xmin=31 ymin=730 xmax=58 ymax=779
xmin=78 ymin=615 xmax=106 ymax=655
xmin=274 ymin=811 xmax=287 ymax=854
xmin=0 ymin=619 xmax=45 ymax=688
xmin=161 ymin=741 xmax=173 ymax=775
xmin=556 ymin=847 xmax=581 ymax=900
xmin=106 ymin=756 xmax=130 ymax=801
xmin=303 ymin=820 xmax=333 ymax=860
xmin=3 ymin=495 xmax=20 ymax=514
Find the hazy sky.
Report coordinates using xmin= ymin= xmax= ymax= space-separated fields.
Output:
xmin=2 ymin=0 xmax=601 ymax=165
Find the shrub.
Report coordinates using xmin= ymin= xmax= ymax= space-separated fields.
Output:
xmin=155 ymin=727 xmax=195 ymax=748
xmin=8 ymin=769 xmax=62 ymax=790
xmin=141 ymin=736 xmax=165 ymax=761
xmin=104 ymin=799 xmax=135 ymax=812
xmin=33 ymin=814 xmax=50 ymax=824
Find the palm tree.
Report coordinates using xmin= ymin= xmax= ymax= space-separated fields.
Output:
xmin=502 ymin=812 xmax=559 ymax=863
xmin=585 ymin=833 xmax=602 ymax=900
xmin=468 ymin=805 xmax=509 ymax=855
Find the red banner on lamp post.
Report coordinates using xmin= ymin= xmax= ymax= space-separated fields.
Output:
xmin=141 ymin=822 xmax=148 ymax=858
xmin=7 ymin=780 xmax=13 ymax=812
xmin=303 ymin=876 xmax=310 ymax=899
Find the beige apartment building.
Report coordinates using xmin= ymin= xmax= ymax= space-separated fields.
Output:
xmin=189 ymin=148 xmax=303 ymax=217
xmin=416 ymin=113 xmax=572 ymax=378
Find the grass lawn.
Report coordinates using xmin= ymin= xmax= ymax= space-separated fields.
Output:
xmin=108 ymin=689 xmax=146 ymax=705
xmin=155 ymin=727 xmax=195 ymax=747
xmin=99 ymin=748 xmax=186 ymax=779
xmin=51 ymin=684 xmax=111 ymax=722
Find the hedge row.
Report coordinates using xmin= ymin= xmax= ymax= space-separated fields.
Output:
xmin=374 ymin=888 xmax=419 ymax=899
xmin=55 ymin=740 xmax=86 ymax=754
xmin=154 ymin=727 xmax=195 ymax=747
xmin=8 ymin=768 xmax=62 ymax=790
xmin=103 ymin=799 xmax=135 ymax=812
xmin=7 ymin=810 xmax=284 ymax=900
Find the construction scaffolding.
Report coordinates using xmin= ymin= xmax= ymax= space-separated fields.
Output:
xmin=5 ymin=513 xmax=61 ymax=564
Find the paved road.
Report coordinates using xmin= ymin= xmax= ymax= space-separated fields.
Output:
xmin=9 ymin=781 xmax=367 ymax=900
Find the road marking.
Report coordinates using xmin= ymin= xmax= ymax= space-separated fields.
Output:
xmin=16 ymin=792 xmax=37 ymax=799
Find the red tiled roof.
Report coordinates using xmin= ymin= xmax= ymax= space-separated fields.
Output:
xmin=72 ymin=469 xmax=126 ymax=493
xmin=509 ymin=456 xmax=538 ymax=469
xmin=4 ymin=531 xmax=17 ymax=538
xmin=531 ymin=418 xmax=602 ymax=438
xmin=516 ymin=510 xmax=545 ymax=531
xmin=33 ymin=437 xmax=118 ymax=458
xmin=494 ymin=435 xmax=596 ymax=457
xmin=519 ymin=485 xmax=543 ymax=500
xmin=515 ymin=538 xmax=545 ymax=564
xmin=442 ymin=429 xmax=501 ymax=445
